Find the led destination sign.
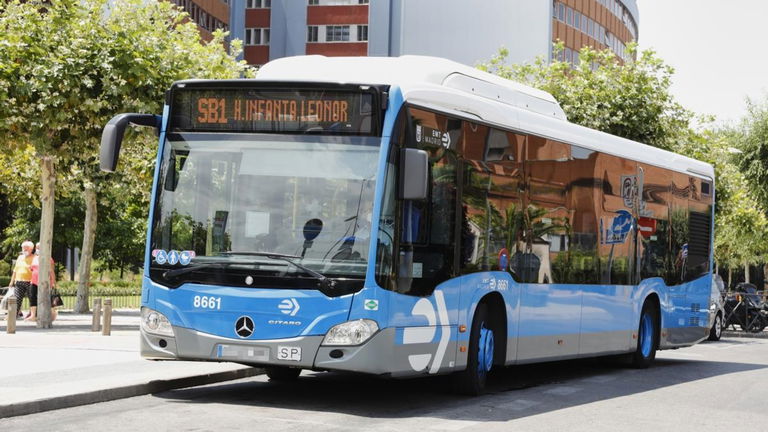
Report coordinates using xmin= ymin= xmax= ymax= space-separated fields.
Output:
xmin=171 ymin=87 xmax=376 ymax=135
xmin=196 ymin=98 xmax=350 ymax=124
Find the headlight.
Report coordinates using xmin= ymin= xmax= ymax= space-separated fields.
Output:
xmin=141 ymin=307 xmax=174 ymax=337
xmin=322 ymin=319 xmax=379 ymax=346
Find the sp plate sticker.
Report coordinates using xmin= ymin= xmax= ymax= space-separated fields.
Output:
xmin=364 ymin=299 xmax=379 ymax=311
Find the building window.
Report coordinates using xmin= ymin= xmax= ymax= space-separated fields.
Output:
xmin=245 ymin=28 xmax=270 ymax=46
xmin=308 ymin=0 xmax=319 ymax=5
xmin=359 ymin=0 xmax=369 ymax=3
xmin=246 ymin=0 xmax=270 ymax=8
xmin=307 ymin=26 xmax=319 ymax=42
xmin=357 ymin=25 xmax=368 ymax=42
xmin=326 ymin=25 xmax=350 ymax=42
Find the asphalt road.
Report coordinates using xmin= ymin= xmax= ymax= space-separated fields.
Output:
xmin=5 ymin=337 xmax=768 ymax=431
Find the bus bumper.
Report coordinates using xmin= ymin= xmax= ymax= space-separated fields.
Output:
xmin=141 ymin=326 xmax=402 ymax=376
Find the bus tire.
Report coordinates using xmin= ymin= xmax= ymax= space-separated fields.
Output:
xmin=630 ymin=301 xmax=659 ymax=368
xmin=453 ymin=303 xmax=494 ymax=396
xmin=265 ymin=366 xmax=301 ymax=381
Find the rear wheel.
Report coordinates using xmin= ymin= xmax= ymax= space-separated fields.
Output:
xmin=630 ymin=301 xmax=659 ymax=368
xmin=453 ymin=303 xmax=495 ymax=396
xmin=708 ymin=313 xmax=723 ymax=341
xmin=265 ymin=366 xmax=301 ymax=381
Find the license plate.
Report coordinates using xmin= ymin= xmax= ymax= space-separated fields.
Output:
xmin=217 ymin=344 xmax=269 ymax=362
xmin=276 ymin=346 xmax=301 ymax=361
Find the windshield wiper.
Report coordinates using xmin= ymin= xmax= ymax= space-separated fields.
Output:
xmin=222 ymin=251 xmax=337 ymax=290
xmin=163 ymin=262 xmax=228 ymax=279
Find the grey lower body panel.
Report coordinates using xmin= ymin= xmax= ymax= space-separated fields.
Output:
xmin=141 ymin=326 xmax=457 ymax=377
xmin=140 ymin=324 xmax=707 ymax=377
xmin=660 ymin=326 xmax=708 ymax=349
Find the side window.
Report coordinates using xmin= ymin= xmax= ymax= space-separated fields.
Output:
xmin=396 ymin=107 xmax=459 ymax=296
xmin=667 ymin=172 xmax=691 ymax=285
xmin=559 ymin=144 xmax=600 ymax=284
xmin=524 ymin=135 xmax=571 ymax=284
xmin=596 ymin=154 xmax=636 ymax=285
xmin=638 ymin=163 xmax=671 ymax=282
xmin=460 ymin=126 xmax=526 ymax=277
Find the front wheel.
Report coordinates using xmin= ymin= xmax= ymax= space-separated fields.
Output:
xmin=265 ymin=366 xmax=302 ymax=382
xmin=708 ymin=313 xmax=723 ymax=341
xmin=453 ymin=304 xmax=495 ymax=396
xmin=630 ymin=301 xmax=659 ymax=368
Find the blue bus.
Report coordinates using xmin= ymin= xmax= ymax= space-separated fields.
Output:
xmin=101 ymin=56 xmax=715 ymax=394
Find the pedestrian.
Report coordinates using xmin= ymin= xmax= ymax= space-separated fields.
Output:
xmin=27 ymin=242 xmax=58 ymax=322
xmin=8 ymin=240 xmax=35 ymax=318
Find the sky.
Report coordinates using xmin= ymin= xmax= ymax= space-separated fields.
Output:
xmin=636 ymin=0 xmax=768 ymax=125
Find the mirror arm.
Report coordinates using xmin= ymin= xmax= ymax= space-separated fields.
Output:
xmin=100 ymin=113 xmax=161 ymax=172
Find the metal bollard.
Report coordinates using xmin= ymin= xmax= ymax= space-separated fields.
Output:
xmin=102 ymin=298 xmax=112 ymax=336
xmin=92 ymin=298 xmax=102 ymax=332
xmin=7 ymin=297 xmax=16 ymax=334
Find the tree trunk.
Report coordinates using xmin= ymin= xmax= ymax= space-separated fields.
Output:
xmin=728 ymin=266 xmax=733 ymax=291
xmin=37 ymin=156 xmax=56 ymax=329
xmin=745 ymin=261 xmax=751 ymax=284
xmin=74 ymin=183 xmax=97 ymax=313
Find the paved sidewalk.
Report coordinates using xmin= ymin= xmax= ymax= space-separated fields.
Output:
xmin=0 ymin=310 xmax=262 ymax=419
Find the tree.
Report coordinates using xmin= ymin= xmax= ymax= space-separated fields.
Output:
xmin=736 ymin=99 xmax=768 ymax=211
xmin=0 ymin=0 xmax=254 ymax=325
xmin=677 ymin=129 xmax=768 ymax=282
xmin=478 ymin=43 xmax=693 ymax=150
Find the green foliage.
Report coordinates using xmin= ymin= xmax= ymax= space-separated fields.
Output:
xmin=0 ymin=276 xmax=10 ymax=287
xmin=0 ymin=0 xmax=255 ymax=270
xmin=56 ymin=280 xmax=141 ymax=296
xmin=478 ymin=43 xmax=693 ymax=151
xmin=737 ymin=99 xmax=768 ymax=211
xmin=675 ymin=128 xmax=768 ymax=268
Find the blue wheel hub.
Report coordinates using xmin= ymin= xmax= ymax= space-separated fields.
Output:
xmin=640 ymin=312 xmax=653 ymax=357
xmin=477 ymin=323 xmax=494 ymax=376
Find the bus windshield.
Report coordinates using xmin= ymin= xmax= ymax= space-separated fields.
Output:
xmin=149 ymin=132 xmax=380 ymax=288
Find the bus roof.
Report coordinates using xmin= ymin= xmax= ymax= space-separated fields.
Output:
xmin=250 ymin=55 xmax=714 ymax=179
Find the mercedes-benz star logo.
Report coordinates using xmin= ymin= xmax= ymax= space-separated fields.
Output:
xmin=235 ymin=316 xmax=254 ymax=338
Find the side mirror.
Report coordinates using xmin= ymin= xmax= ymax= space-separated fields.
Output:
xmin=399 ymin=148 xmax=428 ymax=200
xmin=100 ymin=113 xmax=160 ymax=172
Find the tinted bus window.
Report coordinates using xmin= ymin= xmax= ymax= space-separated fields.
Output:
xmin=637 ymin=163 xmax=672 ymax=281
xmin=396 ymin=107 xmax=459 ymax=296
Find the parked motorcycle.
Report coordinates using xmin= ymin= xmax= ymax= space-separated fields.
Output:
xmin=724 ymin=282 xmax=768 ymax=333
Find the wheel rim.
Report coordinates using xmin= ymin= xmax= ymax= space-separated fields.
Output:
xmin=714 ymin=315 xmax=722 ymax=338
xmin=640 ymin=312 xmax=653 ymax=358
xmin=477 ymin=323 xmax=495 ymax=377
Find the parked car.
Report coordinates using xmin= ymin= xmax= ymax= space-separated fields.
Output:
xmin=724 ymin=282 xmax=768 ymax=333
xmin=708 ymin=274 xmax=726 ymax=341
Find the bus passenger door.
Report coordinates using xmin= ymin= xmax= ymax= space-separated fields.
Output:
xmin=516 ymin=135 xmax=582 ymax=361
xmin=388 ymin=106 xmax=461 ymax=376
xmin=580 ymin=155 xmax=638 ymax=355
xmin=457 ymin=126 xmax=526 ymax=365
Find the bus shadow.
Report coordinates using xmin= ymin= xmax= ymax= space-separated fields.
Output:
xmin=153 ymin=353 xmax=768 ymax=423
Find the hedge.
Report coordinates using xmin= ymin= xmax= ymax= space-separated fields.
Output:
xmin=1 ymin=279 xmax=141 ymax=296
xmin=55 ymin=281 xmax=141 ymax=296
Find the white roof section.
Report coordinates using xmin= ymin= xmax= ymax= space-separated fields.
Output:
xmin=257 ymin=55 xmax=567 ymax=121
xmin=256 ymin=55 xmax=713 ymax=179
